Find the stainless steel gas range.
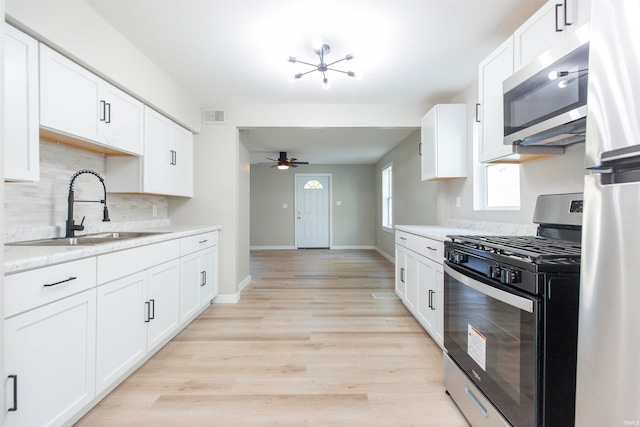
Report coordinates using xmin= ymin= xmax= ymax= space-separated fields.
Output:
xmin=442 ymin=193 xmax=582 ymax=427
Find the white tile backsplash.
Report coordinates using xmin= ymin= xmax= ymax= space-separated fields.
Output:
xmin=4 ymin=140 xmax=169 ymax=241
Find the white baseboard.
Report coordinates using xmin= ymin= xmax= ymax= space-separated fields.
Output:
xmin=250 ymin=245 xmax=296 ymax=250
xmin=213 ymin=274 xmax=252 ymax=304
xmin=238 ymin=274 xmax=251 ymax=292
xmin=214 ymin=293 xmax=240 ymax=304
xmin=375 ymin=247 xmax=395 ymax=263
xmin=330 ymin=245 xmax=376 ymax=250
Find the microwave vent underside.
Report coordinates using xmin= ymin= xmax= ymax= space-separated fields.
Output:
xmin=516 ymin=117 xmax=586 ymax=147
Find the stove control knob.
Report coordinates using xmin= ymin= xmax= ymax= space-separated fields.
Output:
xmin=488 ymin=265 xmax=501 ymax=280
xmin=499 ymin=268 xmax=521 ymax=284
xmin=450 ymin=251 xmax=468 ymax=264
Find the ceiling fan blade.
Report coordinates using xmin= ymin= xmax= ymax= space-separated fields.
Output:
xmin=290 ymin=164 xmax=298 ymax=167
xmin=266 ymin=158 xmax=278 ymax=162
xmin=291 ymin=161 xmax=309 ymax=165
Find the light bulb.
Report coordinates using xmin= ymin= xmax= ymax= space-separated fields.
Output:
xmin=323 ymin=77 xmax=330 ymax=89
xmin=277 ymin=164 xmax=289 ymax=170
xmin=312 ymin=37 xmax=323 ymax=50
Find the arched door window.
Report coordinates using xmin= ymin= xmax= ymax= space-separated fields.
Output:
xmin=303 ymin=179 xmax=324 ymax=190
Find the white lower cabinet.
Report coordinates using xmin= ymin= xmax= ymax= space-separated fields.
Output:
xmin=4 ymin=232 xmax=219 ymax=425
xmin=4 ymin=290 xmax=97 ymax=427
xmin=96 ymin=271 xmax=147 ymax=394
xmin=395 ymin=229 xmax=445 ymax=349
xmin=415 ymin=256 xmax=444 ymax=347
xmin=179 ymin=231 xmax=219 ymax=325
xmin=146 ymin=259 xmax=181 ymax=350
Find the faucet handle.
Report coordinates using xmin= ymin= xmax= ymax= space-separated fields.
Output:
xmin=77 ymin=216 xmax=85 ymax=231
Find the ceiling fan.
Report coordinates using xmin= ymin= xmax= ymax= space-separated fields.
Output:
xmin=265 ymin=152 xmax=309 ymax=170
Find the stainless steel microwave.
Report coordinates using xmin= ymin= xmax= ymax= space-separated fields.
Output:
xmin=503 ymin=29 xmax=589 ymax=146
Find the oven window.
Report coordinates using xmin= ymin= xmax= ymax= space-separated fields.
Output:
xmin=444 ymin=268 xmax=538 ymax=427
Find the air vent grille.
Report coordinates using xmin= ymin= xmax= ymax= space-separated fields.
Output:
xmin=202 ymin=108 xmax=226 ymax=124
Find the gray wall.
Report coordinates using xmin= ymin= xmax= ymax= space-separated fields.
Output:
xmin=250 ymin=164 xmax=375 ymax=248
xmin=375 ymin=130 xmax=439 ymax=258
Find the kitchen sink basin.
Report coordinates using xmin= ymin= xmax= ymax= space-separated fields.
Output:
xmin=6 ymin=231 xmax=170 ymax=247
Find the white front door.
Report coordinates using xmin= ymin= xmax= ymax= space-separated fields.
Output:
xmin=296 ymin=175 xmax=330 ymax=248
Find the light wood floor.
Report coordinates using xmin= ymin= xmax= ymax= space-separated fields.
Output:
xmin=76 ymin=249 xmax=469 ymax=426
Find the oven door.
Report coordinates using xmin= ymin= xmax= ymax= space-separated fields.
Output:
xmin=444 ymin=262 xmax=541 ymax=427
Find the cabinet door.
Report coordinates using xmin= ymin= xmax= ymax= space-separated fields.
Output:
xmin=420 ymin=104 xmax=467 ymax=180
xmin=179 ymin=252 xmax=202 ymax=325
xmin=513 ymin=1 xmax=566 ymax=71
xmin=170 ymin=123 xmax=194 ymax=197
xmin=420 ymin=107 xmax=438 ymax=180
xmin=395 ymin=246 xmax=407 ymax=300
xmin=416 ymin=255 xmax=438 ymax=338
xmin=404 ymin=250 xmax=418 ymax=312
xmin=96 ymin=272 xmax=147 ymax=394
xmin=147 ymin=259 xmax=180 ymax=351
xmin=4 ymin=290 xmax=97 ymax=427
xmin=477 ymin=36 xmax=514 ymax=163
xmin=39 ymin=44 xmax=102 ymax=143
xmin=143 ymin=107 xmax=172 ymax=194
xmin=513 ymin=0 xmax=588 ymax=72
xmin=4 ymin=25 xmax=39 ymax=182
xmin=101 ymin=83 xmax=144 ymax=155
xmin=200 ymin=246 xmax=219 ymax=305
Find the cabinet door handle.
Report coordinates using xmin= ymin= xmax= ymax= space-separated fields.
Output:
xmin=564 ymin=0 xmax=572 ymax=26
xmin=169 ymin=150 xmax=177 ymax=165
xmin=43 ymin=276 xmax=77 ymax=287
xmin=418 ymin=142 xmax=422 ymax=156
xmin=144 ymin=301 xmax=150 ymax=323
xmin=201 ymin=271 xmax=207 ymax=286
xmin=8 ymin=375 xmax=18 ymax=411
xmin=149 ymin=299 xmax=155 ymax=320
xmin=399 ymin=237 xmax=407 ymax=241
xmin=99 ymin=100 xmax=107 ymax=121
xmin=429 ymin=290 xmax=435 ymax=310
xmin=426 ymin=246 xmax=437 ymax=251
xmin=475 ymin=103 xmax=481 ymax=123
xmin=555 ymin=3 xmax=563 ymax=32
xmin=105 ymin=102 xmax=111 ymax=123
xmin=199 ymin=240 xmax=208 ymax=244
xmin=400 ymin=267 xmax=405 ymax=283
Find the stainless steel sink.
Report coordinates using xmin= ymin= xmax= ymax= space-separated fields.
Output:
xmin=6 ymin=231 xmax=170 ymax=246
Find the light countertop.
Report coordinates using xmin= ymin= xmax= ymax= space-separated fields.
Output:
xmin=395 ymin=225 xmax=496 ymax=241
xmin=4 ymin=225 xmax=221 ymax=274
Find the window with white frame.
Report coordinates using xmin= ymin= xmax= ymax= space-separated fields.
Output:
xmin=382 ymin=164 xmax=393 ymax=228
xmin=484 ymin=163 xmax=520 ymax=209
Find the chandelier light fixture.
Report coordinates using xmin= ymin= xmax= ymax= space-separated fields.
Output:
xmin=288 ymin=38 xmax=356 ymax=89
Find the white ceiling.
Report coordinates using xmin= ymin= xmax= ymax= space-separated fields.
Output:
xmin=85 ymin=0 xmax=545 ymax=165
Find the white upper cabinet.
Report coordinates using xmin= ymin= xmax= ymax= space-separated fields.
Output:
xmin=477 ymin=37 xmax=515 ymax=163
xmin=420 ymin=104 xmax=467 ymax=181
xmin=39 ymin=44 xmax=143 ymax=155
xmin=4 ymin=25 xmax=39 ymax=182
xmin=106 ymin=107 xmax=194 ymax=197
xmin=514 ymin=0 xmax=590 ymax=72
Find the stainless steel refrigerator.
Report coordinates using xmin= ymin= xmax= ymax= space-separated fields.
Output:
xmin=576 ymin=0 xmax=640 ymax=425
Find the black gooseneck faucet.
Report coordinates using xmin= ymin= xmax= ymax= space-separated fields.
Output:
xmin=65 ymin=169 xmax=111 ymax=238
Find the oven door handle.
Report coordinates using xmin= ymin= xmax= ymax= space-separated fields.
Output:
xmin=444 ymin=264 xmax=534 ymax=313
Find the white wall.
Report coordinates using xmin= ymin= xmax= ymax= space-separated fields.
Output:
xmin=5 ymin=0 xmax=200 ymax=131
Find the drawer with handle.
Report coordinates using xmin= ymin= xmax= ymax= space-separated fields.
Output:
xmin=395 ymin=230 xmax=444 ymax=262
xmin=180 ymin=231 xmax=218 ymax=256
xmin=4 ymin=257 xmax=97 ymax=318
